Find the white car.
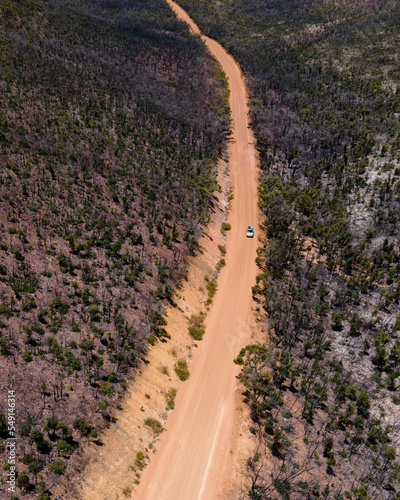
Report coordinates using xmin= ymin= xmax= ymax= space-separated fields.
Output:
xmin=246 ymin=226 xmax=254 ymax=238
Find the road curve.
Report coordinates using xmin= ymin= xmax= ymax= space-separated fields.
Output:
xmin=134 ymin=2 xmax=259 ymax=499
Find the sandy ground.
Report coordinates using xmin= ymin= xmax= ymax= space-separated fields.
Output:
xmin=74 ymin=2 xmax=260 ymax=499
xmin=133 ymin=2 xmax=260 ymax=499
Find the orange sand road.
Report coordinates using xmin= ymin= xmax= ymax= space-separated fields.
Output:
xmin=134 ymin=2 xmax=259 ymax=499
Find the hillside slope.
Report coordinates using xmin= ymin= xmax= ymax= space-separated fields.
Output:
xmin=0 ymin=0 xmax=228 ymax=497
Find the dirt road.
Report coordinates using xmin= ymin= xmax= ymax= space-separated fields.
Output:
xmin=134 ymin=2 xmax=259 ymax=499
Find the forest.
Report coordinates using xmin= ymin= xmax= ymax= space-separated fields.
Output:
xmin=176 ymin=0 xmax=400 ymax=498
xmin=0 ymin=0 xmax=228 ymax=497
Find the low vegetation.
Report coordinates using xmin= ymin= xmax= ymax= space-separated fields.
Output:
xmin=134 ymin=451 xmax=146 ymax=471
xmin=205 ymin=278 xmax=217 ymax=305
xmin=165 ymin=388 xmax=177 ymax=410
xmin=144 ymin=418 xmax=164 ymax=436
xmin=218 ymin=244 xmax=227 ymax=255
xmin=174 ymin=359 xmax=190 ymax=381
xmin=188 ymin=312 xmax=206 ymax=341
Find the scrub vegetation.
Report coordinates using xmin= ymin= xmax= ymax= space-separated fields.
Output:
xmin=0 ymin=0 xmax=228 ymax=496
xmin=178 ymin=0 xmax=400 ymax=498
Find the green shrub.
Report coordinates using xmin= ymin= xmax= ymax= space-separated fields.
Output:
xmin=188 ymin=324 xmax=205 ymax=340
xmin=135 ymin=451 xmax=145 ymax=470
xmin=273 ymin=478 xmax=291 ymax=499
xmin=166 ymin=388 xmax=177 ymax=409
xmin=38 ymin=493 xmax=51 ymax=500
xmin=16 ymin=470 xmax=30 ymax=491
xmin=57 ymin=439 xmax=74 ymax=456
xmin=73 ymin=417 xmax=93 ymax=437
xmin=37 ymin=307 xmax=49 ymax=322
xmin=98 ymin=400 xmax=108 ymax=411
xmin=205 ymin=280 xmax=217 ymax=304
xmin=32 ymin=323 xmax=44 ymax=335
xmin=22 ymin=350 xmax=33 ymax=362
xmin=218 ymin=244 xmax=226 ymax=255
xmin=297 ymin=481 xmax=309 ymax=489
xmin=216 ymin=259 xmax=226 ymax=270
xmin=50 ymin=458 xmax=66 ymax=475
xmin=98 ymin=381 xmax=113 ymax=397
xmin=144 ymin=418 xmax=163 ymax=435
xmin=264 ymin=417 xmax=274 ymax=435
xmin=174 ymin=359 xmax=189 ymax=381
xmin=188 ymin=312 xmax=206 ymax=341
